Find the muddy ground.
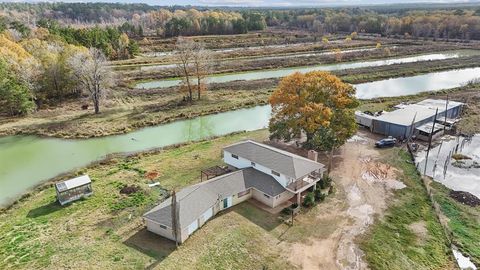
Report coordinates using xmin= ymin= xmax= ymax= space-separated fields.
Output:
xmin=285 ymin=131 xmax=405 ymax=269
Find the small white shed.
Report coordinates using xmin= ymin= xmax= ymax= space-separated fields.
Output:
xmin=55 ymin=175 xmax=93 ymax=205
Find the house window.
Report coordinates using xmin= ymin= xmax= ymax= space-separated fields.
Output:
xmin=159 ymin=224 xmax=167 ymax=229
xmin=231 ymin=154 xmax=239 ymax=159
xmin=264 ymin=193 xmax=270 ymax=198
xmin=271 ymin=170 xmax=280 ymax=177
xmin=238 ymin=189 xmax=250 ymax=198
xmin=251 ymin=162 xmax=256 ymax=167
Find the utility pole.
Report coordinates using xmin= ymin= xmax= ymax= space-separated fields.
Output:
xmin=444 ymin=95 xmax=449 ymax=133
xmin=424 ymin=108 xmax=439 ymax=175
xmin=171 ymin=190 xmax=179 ymax=247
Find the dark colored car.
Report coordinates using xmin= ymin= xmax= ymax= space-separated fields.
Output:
xmin=375 ymin=137 xmax=397 ymax=148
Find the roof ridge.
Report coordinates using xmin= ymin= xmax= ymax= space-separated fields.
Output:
xmin=246 ymin=140 xmax=320 ymax=164
xmin=176 ymin=170 xmax=243 ymax=203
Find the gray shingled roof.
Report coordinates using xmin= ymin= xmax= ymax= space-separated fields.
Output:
xmin=224 ymin=140 xmax=324 ymax=179
xmin=143 ymin=168 xmax=285 ymax=229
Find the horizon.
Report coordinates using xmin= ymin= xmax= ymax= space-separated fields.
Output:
xmin=1 ymin=0 xmax=480 ymax=8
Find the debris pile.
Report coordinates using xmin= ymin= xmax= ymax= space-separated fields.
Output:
xmin=450 ymin=190 xmax=480 ymax=207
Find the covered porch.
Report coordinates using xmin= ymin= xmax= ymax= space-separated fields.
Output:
xmin=286 ymin=171 xmax=322 ymax=195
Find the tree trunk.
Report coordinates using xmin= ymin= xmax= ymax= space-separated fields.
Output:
xmin=327 ymin=148 xmax=334 ymax=175
xmin=197 ymin=77 xmax=201 ymax=100
xmin=93 ymin=89 xmax=100 ymax=114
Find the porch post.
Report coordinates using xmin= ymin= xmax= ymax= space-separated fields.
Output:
xmin=296 ymin=193 xmax=301 ymax=205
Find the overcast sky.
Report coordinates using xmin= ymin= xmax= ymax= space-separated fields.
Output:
xmin=3 ymin=0 xmax=479 ymax=7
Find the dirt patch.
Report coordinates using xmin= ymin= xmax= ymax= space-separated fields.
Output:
xmin=286 ymin=130 xmax=405 ymax=270
xmin=409 ymin=221 xmax=429 ymax=245
xmin=120 ymin=185 xmax=141 ymax=195
xmin=450 ymin=190 xmax=480 ymax=207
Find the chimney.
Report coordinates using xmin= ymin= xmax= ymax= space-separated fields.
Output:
xmin=307 ymin=150 xmax=318 ymax=162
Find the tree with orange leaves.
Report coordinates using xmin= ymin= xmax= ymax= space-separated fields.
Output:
xmin=269 ymin=71 xmax=358 ymax=173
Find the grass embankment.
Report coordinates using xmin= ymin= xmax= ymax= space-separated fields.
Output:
xmin=430 ymin=182 xmax=480 ymax=266
xmin=113 ymin=40 xmax=379 ymax=69
xmin=2 ymin=51 xmax=479 ymax=139
xmin=122 ymin=44 xmax=464 ymax=81
xmin=0 ymin=89 xmax=271 ymax=138
xmin=360 ymin=150 xmax=455 ymax=270
xmin=0 ymin=130 xmax=296 ymax=269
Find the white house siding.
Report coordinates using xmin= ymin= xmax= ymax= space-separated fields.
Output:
xmin=272 ymin=190 xmax=295 ymax=208
xmin=223 ymin=150 xmax=291 ymax=187
xmin=232 ymin=189 xmax=253 ymax=205
xmin=251 ymin=188 xmax=275 ymax=208
xmin=145 ymin=219 xmax=175 ymax=241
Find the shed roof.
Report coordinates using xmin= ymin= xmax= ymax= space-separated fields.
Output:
xmin=375 ymin=99 xmax=464 ymax=126
xmin=143 ymin=168 xmax=285 ymax=229
xmin=224 ymin=140 xmax=324 ymax=179
xmin=416 ymin=122 xmax=446 ymax=134
xmin=55 ymin=175 xmax=91 ymax=192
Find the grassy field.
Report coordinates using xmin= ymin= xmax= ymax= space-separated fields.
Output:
xmin=0 ymin=129 xmax=353 ymax=269
xmin=430 ymin=182 xmax=480 ymax=266
xmin=359 ymin=150 xmax=455 ymax=270
xmin=0 ymin=129 xmax=461 ymax=269
xmin=0 ymin=130 xmax=289 ymax=269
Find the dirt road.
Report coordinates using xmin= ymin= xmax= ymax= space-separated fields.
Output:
xmin=288 ymin=131 xmax=405 ymax=269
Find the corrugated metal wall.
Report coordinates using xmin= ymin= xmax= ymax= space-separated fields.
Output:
xmin=371 ymin=104 xmax=463 ymax=139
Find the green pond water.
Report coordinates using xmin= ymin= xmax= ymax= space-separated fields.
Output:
xmin=135 ymin=50 xmax=479 ymax=89
xmin=0 ymin=106 xmax=271 ymax=207
xmin=2 ymin=55 xmax=480 ymax=207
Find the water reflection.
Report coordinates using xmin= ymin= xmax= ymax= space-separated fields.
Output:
xmin=416 ymin=135 xmax=480 ymax=198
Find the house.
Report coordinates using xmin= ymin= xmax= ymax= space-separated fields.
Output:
xmin=55 ymin=175 xmax=93 ymax=205
xmin=143 ymin=140 xmax=325 ymax=244
xmin=355 ymin=99 xmax=464 ymax=140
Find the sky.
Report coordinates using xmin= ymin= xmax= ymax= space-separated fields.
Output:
xmin=3 ymin=0 xmax=480 ymax=7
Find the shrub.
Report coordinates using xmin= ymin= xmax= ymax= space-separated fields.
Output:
xmin=303 ymin=192 xmax=315 ymax=207
xmin=281 ymin=207 xmax=292 ymax=215
xmin=319 ymin=175 xmax=333 ymax=189
xmin=328 ymin=186 xmax=335 ymax=195
xmin=314 ymin=189 xmax=325 ymax=202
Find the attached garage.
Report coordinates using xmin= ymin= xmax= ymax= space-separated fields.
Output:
xmin=202 ymin=207 xmax=213 ymax=221
xmin=187 ymin=220 xmax=199 ymax=236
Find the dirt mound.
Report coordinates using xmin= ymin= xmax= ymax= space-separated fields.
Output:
xmin=120 ymin=185 xmax=141 ymax=195
xmin=450 ymin=190 xmax=480 ymax=207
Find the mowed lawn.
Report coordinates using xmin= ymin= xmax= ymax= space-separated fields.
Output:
xmin=0 ymin=129 xmax=305 ymax=269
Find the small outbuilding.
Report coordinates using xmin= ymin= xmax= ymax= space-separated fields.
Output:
xmin=55 ymin=175 xmax=93 ymax=205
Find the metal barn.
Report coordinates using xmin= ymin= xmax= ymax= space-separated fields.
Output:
xmin=357 ymin=99 xmax=464 ymax=140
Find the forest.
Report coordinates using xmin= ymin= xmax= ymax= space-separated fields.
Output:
xmin=1 ymin=3 xmax=480 ymax=40
xmin=2 ymin=2 xmax=480 ymax=117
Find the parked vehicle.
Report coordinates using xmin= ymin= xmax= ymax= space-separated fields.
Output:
xmin=375 ymin=137 xmax=397 ymax=148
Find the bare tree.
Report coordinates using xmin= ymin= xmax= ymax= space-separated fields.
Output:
xmin=175 ymin=37 xmax=212 ymax=102
xmin=69 ymin=48 xmax=113 ymax=114
xmin=175 ymin=37 xmax=195 ymax=102
xmin=191 ymin=43 xmax=212 ymax=100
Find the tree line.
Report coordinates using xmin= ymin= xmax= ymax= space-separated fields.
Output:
xmin=2 ymin=3 xmax=479 ymax=40
xmin=37 ymin=19 xmax=139 ymax=60
xmin=0 ymin=28 xmax=112 ymax=116
xmin=111 ymin=9 xmax=266 ymax=37
xmin=264 ymin=8 xmax=480 ymax=40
